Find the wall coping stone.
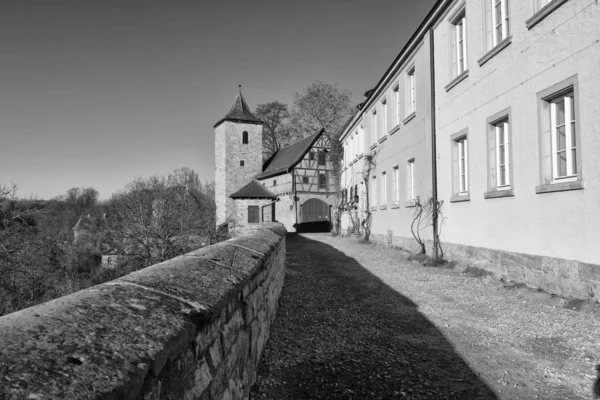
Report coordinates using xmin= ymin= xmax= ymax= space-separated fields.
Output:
xmin=0 ymin=224 xmax=286 ymax=400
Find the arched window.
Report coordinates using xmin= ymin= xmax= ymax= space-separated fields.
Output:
xmin=242 ymin=131 xmax=248 ymax=144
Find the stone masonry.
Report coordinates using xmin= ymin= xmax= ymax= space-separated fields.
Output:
xmin=214 ymin=122 xmax=263 ymax=227
xmin=0 ymin=224 xmax=286 ymax=400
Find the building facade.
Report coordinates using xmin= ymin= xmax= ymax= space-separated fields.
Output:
xmin=257 ymin=130 xmax=337 ymax=232
xmin=339 ymin=0 xmax=600 ymax=299
xmin=214 ymin=92 xmax=335 ymax=235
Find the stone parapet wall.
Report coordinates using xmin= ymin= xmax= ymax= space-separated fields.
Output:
xmin=0 ymin=224 xmax=286 ymax=400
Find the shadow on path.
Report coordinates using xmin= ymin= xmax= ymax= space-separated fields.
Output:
xmin=251 ymin=234 xmax=498 ymax=400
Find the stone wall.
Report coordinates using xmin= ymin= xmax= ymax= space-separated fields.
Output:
xmin=0 ymin=225 xmax=286 ymax=400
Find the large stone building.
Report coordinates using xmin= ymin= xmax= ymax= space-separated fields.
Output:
xmin=340 ymin=0 xmax=600 ymax=299
xmin=214 ymin=89 xmax=336 ymax=235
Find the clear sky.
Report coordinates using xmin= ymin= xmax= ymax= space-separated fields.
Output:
xmin=0 ymin=0 xmax=436 ymax=200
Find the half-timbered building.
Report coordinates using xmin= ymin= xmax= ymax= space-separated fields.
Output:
xmin=214 ymin=89 xmax=335 ymax=235
xmin=256 ymin=128 xmax=336 ymax=231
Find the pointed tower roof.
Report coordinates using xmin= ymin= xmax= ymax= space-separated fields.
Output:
xmin=214 ymin=86 xmax=263 ymax=128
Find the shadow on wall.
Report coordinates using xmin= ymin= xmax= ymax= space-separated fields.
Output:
xmin=251 ymin=234 xmax=498 ymax=399
xmin=294 ymin=221 xmax=332 ymax=233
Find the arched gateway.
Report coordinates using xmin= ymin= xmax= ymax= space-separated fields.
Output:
xmin=300 ymin=198 xmax=330 ymax=223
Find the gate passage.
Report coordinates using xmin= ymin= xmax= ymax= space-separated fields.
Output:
xmin=300 ymin=198 xmax=330 ymax=222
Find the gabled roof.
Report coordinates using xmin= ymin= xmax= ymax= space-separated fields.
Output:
xmin=256 ymin=129 xmax=324 ymax=180
xmin=230 ymin=180 xmax=276 ymax=199
xmin=214 ymin=87 xmax=263 ymax=128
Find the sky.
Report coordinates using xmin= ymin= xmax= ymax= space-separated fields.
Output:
xmin=0 ymin=0 xmax=436 ymax=200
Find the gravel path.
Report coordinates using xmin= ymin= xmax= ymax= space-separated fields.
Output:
xmin=250 ymin=233 xmax=600 ymax=400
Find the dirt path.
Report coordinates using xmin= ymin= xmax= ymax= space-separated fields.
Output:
xmin=250 ymin=233 xmax=599 ymax=400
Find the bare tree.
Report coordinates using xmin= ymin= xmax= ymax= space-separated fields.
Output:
xmin=289 ymin=81 xmax=353 ymax=234
xmin=255 ymin=101 xmax=294 ymax=160
xmin=104 ymin=169 xmax=217 ymax=268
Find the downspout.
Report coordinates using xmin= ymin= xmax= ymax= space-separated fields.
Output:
xmin=429 ymin=26 xmax=439 ymax=259
xmin=292 ymin=169 xmax=298 ymax=226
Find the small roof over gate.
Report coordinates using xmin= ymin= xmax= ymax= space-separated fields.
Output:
xmin=230 ymin=180 xmax=276 ymax=199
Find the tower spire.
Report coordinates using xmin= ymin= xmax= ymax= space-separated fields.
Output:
xmin=213 ymin=86 xmax=262 ymax=128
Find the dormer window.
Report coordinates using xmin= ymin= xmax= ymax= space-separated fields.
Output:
xmin=242 ymin=131 xmax=248 ymax=144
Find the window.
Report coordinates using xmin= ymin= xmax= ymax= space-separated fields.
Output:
xmin=486 ymin=108 xmax=513 ymax=196
xmin=485 ymin=0 xmax=510 ymax=50
xmin=451 ymin=130 xmax=469 ymax=197
xmin=371 ymin=110 xmax=377 ymax=143
xmin=319 ymin=173 xmax=327 ymax=189
xmin=407 ymin=159 xmax=415 ymax=201
xmin=536 ymin=76 xmax=581 ymax=193
xmin=302 ymin=176 xmax=309 ymax=184
xmin=450 ymin=10 xmax=467 ymax=78
xmin=380 ymin=171 xmax=387 ymax=206
xmin=371 ymin=176 xmax=377 ymax=207
xmin=381 ymin=99 xmax=388 ymax=136
xmin=318 ymin=151 xmax=326 ymax=165
xmin=406 ymin=67 xmax=416 ymax=116
xmin=240 ymin=160 xmax=245 ymax=166
xmin=273 ymin=180 xmax=277 ymax=186
xmin=309 ymin=152 xmax=315 ymax=161
xmin=248 ymin=206 xmax=259 ymax=223
xmin=242 ymin=131 xmax=248 ymax=144
xmin=392 ymin=166 xmax=400 ymax=204
xmin=550 ymin=92 xmax=576 ymax=180
xmin=393 ymin=85 xmax=400 ymax=127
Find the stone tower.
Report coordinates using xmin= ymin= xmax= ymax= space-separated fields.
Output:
xmin=214 ymin=86 xmax=263 ymax=227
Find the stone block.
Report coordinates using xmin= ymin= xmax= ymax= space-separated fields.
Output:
xmin=221 ymin=310 xmax=243 ymax=350
xmin=186 ymin=357 xmax=212 ymax=398
xmin=579 ymin=262 xmax=600 ymax=282
xmin=207 ymin=336 xmax=222 ymax=369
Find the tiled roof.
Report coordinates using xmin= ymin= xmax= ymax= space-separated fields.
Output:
xmin=230 ymin=180 xmax=276 ymax=199
xmin=256 ymin=129 xmax=324 ymax=180
xmin=214 ymin=87 xmax=262 ymax=128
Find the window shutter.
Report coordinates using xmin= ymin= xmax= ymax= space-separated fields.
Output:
xmin=248 ymin=206 xmax=259 ymax=223
xmin=452 ymin=141 xmax=459 ymax=194
xmin=484 ymin=0 xmax=493 ymax=51
xmin=487 ymin=127 xmax=497 ymax=190
xmin=450 ymin=23 xmax=458 ymax=79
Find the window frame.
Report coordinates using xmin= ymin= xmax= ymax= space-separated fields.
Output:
xmin=478 ymin=0 xmax=512 ymax=67
xmin=371 ymin=175 xmax=377 ymax=209
xmin=319 ymin=173 xmax=327 ymax=189
xmin=485 ymin=108 xmax=514 ymax=199
xmin=392 ymin=165 xmax=400 ymax=205
xmin=318 ymin=150 xmax=326 ymax=166
xmin=381 ymin=98 xmax=388 ymax=137
xmin=392 ymin=84 xmax=401 ymax=128
xmin=371 ymin=109 xmax=378 ymax=144
xmin=535 ymin=75 xmax=583 ymax=194
xmin=407 ymin=159 xmax=416 ymax=204
xmin=527 ymin=0 xmax=569 ymax=30
xmin=449 ymin=5 xmax=468 ymax=79
xmin=380 ymin=170 xmax=387 ymax=207
xmin=405 ymin=66 xmax=416 ymax=119
xmin=450 ymin=129 xmax=470 ymax=202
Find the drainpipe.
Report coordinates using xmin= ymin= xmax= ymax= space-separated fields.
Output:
xmin=429 ymin=26 xmax=439 ymax=259
xmin=292 ymin=169 xmax=298 ymax=226
xmin=261 ymin=198 xmax=278 ymax=222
